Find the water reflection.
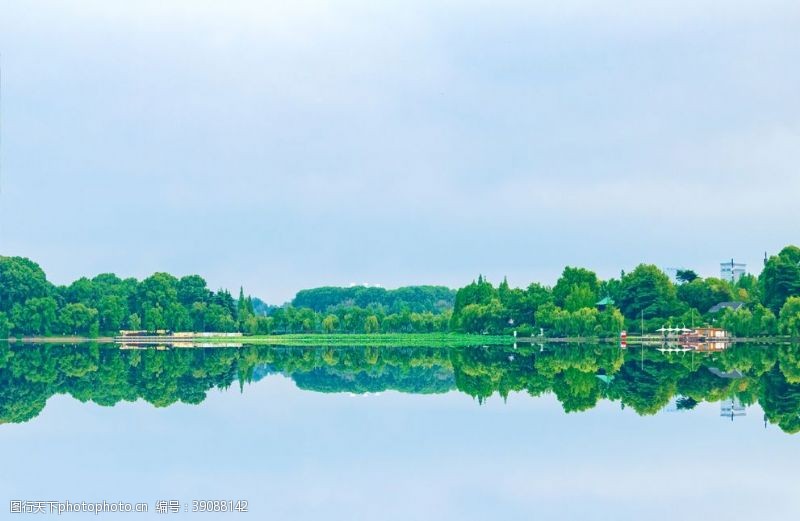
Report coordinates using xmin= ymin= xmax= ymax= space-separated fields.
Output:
xmin=1 ymin=342 xmax=799 ymax=433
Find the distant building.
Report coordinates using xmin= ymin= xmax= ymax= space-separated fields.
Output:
xmin=721 ymin=259 xmax=746 ymax=283
xmin=692 ymin=327 xmax=730 ymax=339
xmin=678 ymin=327 xmax=731 ymax=351
xmin=708 ymin=301 xmax=746 ymax=314
xmin=720 ymin=397 xmax=746 ymax=421
xmin=691 ymin=341 xmax=730 ymax=352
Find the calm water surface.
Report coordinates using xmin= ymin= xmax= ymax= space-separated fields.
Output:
xmin=1 ymin=343 xmax=798 ymax=520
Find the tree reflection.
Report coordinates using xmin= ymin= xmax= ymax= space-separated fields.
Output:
xmin=1 ymin=342 xmax=799 ymax=434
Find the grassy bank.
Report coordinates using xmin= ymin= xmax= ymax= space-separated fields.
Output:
xmin=201 ymin=333 xmax=513 ymax=347
xmin=8 ymin=333 xmax=796 ymax=347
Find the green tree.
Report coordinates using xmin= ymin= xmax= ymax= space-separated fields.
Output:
xmin=241 ymin=315 xmax=259 ymax=335
xmin=212 ymin=289 xmax=238 ymax=320
xmin=0 ymin=312 xmax=12 ymax=338
xmin=761 ymin=246 xmax=800 ymax=314
xmin=205 ymin=304 xmax=236 ymax=332
xmin=177 ymin=275 xmax=211 ymax=306
xmin=64 ymin=277 xmax=97 ymax=306
xmin=10 ymin=297 xmax=58 ymax=335
xmin=97 ymin=295 xmax=127 ymax=333
xmin=535 ymin=303 xmax=572 ymax=336
xmin=779 ymin=297 xmax=800 ymax=337
xmin=598 ymin=307 xmax=625 ymax=336
xmin=58 ymin=303 xmax=100 ymax=336
xmin=143 ymin=305 xmax=166 ymax=332
xmin=677 ymin=277 xmax=735 ymax=313
xmin=534 ymin=302 xmax=558 ymax=331
xmin=254 ymin=316 xmax=274 ymax=334
xmin=322 ymin=314 xmax=339 ymax=333
xmin=599 ymin=277 xmax=622 ymax=304
xmin=553 ymin=368 xmax=601 ymax=412
xmin=128 ymin=313 xmax=142 ymax=330
xmin=553 ymin=267 xmax=599 ymax=308
xmin=564 ymin=283 xmax=597 ymax=312
xmin=520 ymin=283 xmax=553 ymax=320
xmin=618 ymin=264 xmax=680 ymax=319
xmin=734 ymin=273 xmax=761 ymax=304
xmin=498 ymin=277 xmax=512 ymax=307
xmin=364 ymin=315 xmax=380 ymax=333
xmin=457 ymin=304 xmax=481 ymax=333
xmin=137 ymin=273 xmax=180 ymax=312
xmin=237 ymin=287 xmax=250 ymax=324
xmin=0 ymin=257 xmax=52 ymax=312
xmin=458 ymin=299 xmax=505 ymax=333
xmin=292 ymin=285 xmax=455 ymax=314
xmin=452 ymin=276 xmax=497 ymax=319
xmin=164 ymin=303 xmax=192 ymax=331
xmin=720 ymin=307 xmax=754 ymax=337
xmin=190 ymin=302 xmax=207 ymax=331
xmin=568 ymin=308 xmax=599 ymax=337
xmin=753 ymin=304 xmax=778 ymax=336
xmin=290 ymin=308 xmax=318 ymax=332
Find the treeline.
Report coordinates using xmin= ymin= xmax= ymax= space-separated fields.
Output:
xmin=2 ymin=343 xmax=800 ymax=433
xmin=267 ymin=307 xmax=451 ymax=334
xmin=292 ymin=286 xmax=455 ymax=314
xmin=449 ymin=245 xmax=800 ymax=338
xmin=0 ymin=256 xmax=455 ymax=337
xmin=0 ymin=257 xmax=259 ymax=337
xmin=2 ymin=244 xmax=799 ymax=338
xmin=270 ymin=285 xmax=455 ymax=334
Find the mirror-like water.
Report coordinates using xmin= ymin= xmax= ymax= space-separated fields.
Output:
xmin=1 ymin=343 xmax=799 ymax=520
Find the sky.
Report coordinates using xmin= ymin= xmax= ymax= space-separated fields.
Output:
xmin=0 ymin=0 xmax=798 ymax=302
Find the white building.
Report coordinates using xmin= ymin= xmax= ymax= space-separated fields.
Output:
xmin=720 ymin=259 xmax=746 ymax=283
xmin=720 ymin=397 xmax=746 ymax=420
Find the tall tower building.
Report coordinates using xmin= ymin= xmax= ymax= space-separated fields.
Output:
xmin=720 ymin=259 xmax=746 ymax=283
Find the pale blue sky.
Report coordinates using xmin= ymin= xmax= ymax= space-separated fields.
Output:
xmin=2 ymin=375 xmax=798 ymax=520
xmin=1 ymin=0 xmax=798 ymax=302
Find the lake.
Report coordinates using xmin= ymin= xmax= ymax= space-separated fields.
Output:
xmin=1 ymin=342 xmax=798 ymax=520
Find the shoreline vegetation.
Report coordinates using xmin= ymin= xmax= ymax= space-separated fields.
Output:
xmin=2 ymin=244 xmax=800 ymax=341
xmin=4 ymin=333 xmax=800 ymax=347
xmin=5 ymin=333 xmax=512 ymax=347
xmin=3 ymin=342 xmax=800 ymax=433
